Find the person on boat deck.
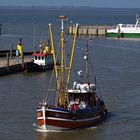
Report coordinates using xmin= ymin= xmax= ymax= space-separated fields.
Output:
xmin=96 ymin=96 xmax=102 ymax=109
xmin=90 ymin=94 xmax=96 ymax=106
xmin=101 ymin=100 xmax=105 ymax=107
xmin=79 ymin=100 xmax=86 ymax=109
xmin=73 ymin=103 xmax=78 ymax=111
xmin=75 ymin=98 xmax=79 ymax=104
xmin=45 ymin=40 xmax=50 ymax=47
xmin=69 ymin=98 xmax=79 ymax=111
xmin=39 ymin=42 xmax=44 ymax=54
xmin=63 ymin=101 xmax=67 ymax=109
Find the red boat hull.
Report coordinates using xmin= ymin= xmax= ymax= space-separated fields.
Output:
xmin=45 ymin=115 xmax=104 ymax=130
xmin=36 ymin=107 xmax=107 ymax=131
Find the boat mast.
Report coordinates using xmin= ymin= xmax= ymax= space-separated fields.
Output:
xmin=85 ymin=39 xmax=89 ymax=83
xmin=60 ymin=16 xmax=66 ymax=106
xmin=66 ymin=24 xmax=79 ymax=90
xmin=48 ymin=24 xmax=60 ymax=89
xmin=49 ymin=17 xmax=79 ymax=107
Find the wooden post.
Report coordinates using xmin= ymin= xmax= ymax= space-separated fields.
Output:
xmin=87 ymin=28 xmax=88 ymax=36
xmin=0 ymin=24 xmax=2 ymax=36
xmin=96 ymin=28 xmax=98 ymax=36
xmin=7 ymin=53 xmax=9 ymax=71
xmin=69 ymin=25 xmax=73 ymax=35
xmin=22 ymin=53 xmax=24 ymax=69
xmin=10 ymin=44 xmax=13 ymax=59
xmin=105 ymin=26 xmax=107 ymax=36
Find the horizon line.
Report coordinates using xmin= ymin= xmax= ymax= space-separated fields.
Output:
xmin=0 ymin=5 xmax=140 ymax=9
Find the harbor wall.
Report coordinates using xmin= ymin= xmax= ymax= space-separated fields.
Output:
xmin=69 ymin=25 xmax=113 ymax=36
xmin=0 ymin=64 xmax=24 ymax=76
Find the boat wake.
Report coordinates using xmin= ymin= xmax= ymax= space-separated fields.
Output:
xmin=33 ymin=123 xmax=67 ymax=133
xmin=87 ymin=126 xmax=98 ymax=130
xmin=33 ymin=123 xmax=97 ymax=133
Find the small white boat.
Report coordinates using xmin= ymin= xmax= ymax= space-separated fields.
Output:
xmin=107 ymin=15 xmax=140 ymax=38
xmin=24 ymin=42 xmax=54 ymax=72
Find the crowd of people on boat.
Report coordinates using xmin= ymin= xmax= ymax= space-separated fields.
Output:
xmin=34 ymin=40 xmax=52 ymax=54
xmin=37 ymin=92 xmax=105 ymax=113
xmin=73 ymin=82 xmax=96 ymax=92
xmin=68 ymin=95 xmax=101 ymax=111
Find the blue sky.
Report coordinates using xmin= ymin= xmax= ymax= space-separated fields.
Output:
xmin=0 ymin=0 xmax=140 ymax=8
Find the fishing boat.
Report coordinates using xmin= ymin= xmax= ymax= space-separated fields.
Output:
xmin=106 ymin=15 xmax=140 ymax=38
xmin=35 ymin=16 xmax=107 ymax=132
xmin=24 ymin=41 xmax=54 ymax=72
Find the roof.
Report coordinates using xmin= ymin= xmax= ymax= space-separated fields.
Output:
xmin=32 ymin=53 xmax=53 ymax=57
xmin=68 ymin=89 xmax=94 ymax=94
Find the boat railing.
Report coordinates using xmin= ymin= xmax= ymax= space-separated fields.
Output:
xmin=121 ymin=24 xmax=135 ymax=27
xmin=72 ymin=82 xmax=96 ymax=92
xmin=136 ymin=25 xmax=140 ymax=27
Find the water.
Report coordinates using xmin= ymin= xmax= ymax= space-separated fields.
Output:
xmin=0 ymin=7 xmax=140 ymax=140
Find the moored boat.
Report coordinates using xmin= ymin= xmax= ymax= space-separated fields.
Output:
xmin=24 ymin=41 xmax=54 ymax=72
xmin=107 ymin=15 xmax=140 ymax=38
xmin=34 ymin=16 xmax=107 ymax=132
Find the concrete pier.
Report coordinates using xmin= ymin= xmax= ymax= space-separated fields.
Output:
xmin=0 ymin=50 xmax=32 ymax=57
xmin=69 ymin=25 xmax=113 ymax=36
xmin=0 ymin=55 xmax=32 ymax=76
xmin=0 ymin=57 xmax=31 ymax=68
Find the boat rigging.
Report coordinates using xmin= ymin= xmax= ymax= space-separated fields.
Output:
xmin=34 ymin=16 xmax=108 ymax=132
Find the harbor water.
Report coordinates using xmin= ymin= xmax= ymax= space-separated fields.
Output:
xmin=0 ymin=7 xmax=140 ymax=140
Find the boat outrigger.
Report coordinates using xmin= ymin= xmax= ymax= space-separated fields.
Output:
xmin=107 ymin=15 xmax=140 ymax=38
xmin=35 ymin=16 xmax=107 ymax=132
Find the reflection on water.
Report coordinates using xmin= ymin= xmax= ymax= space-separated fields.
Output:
xmin=36 ymin=127 xmax=100 ymax=140
xmin=0 ymin=8 xmax=140 ymax=140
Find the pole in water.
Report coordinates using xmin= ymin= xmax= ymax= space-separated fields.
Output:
xmin=0 ymin=24 xmax=2 ymax=36
xmin=22 ymin=55 xmax=24 ymax=69
xmin=7 ymin=53 xmax=9 ymax=71
xmin=10 ymin=44 xmax=13 ymax=59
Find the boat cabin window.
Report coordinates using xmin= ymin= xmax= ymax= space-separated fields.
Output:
xmin=35 ymin=56 xmax=37 ymax=60
xmin=122 ymin=24 xmax=135 ymax=27
xmin=38 ymin=56 xmax=40 ymax=60
xmin=42 ymin=57 xmax=44 ymax=60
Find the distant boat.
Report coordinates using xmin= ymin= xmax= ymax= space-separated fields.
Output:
xmin=34 ymin=16 xmax=108 ymax=132
xmin=107 ymin=15 xmax=140 ymax=38
xmin=24 ymin=41 xmax=54 ymax=72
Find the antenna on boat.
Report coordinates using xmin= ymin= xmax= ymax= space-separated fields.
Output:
xmin=33 ymin=23 xmax=36 ymax=52
xmin=94 ymin=76 xmax=97 ymax=90
xmin=84 ymin=39 xmax=90 ymax=83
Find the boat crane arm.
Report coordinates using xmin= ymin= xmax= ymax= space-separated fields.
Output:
xmin=66 ymin=23 xmax=79 ymax=90
xmin=48 ymin=24 xmax=60 ymax=89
